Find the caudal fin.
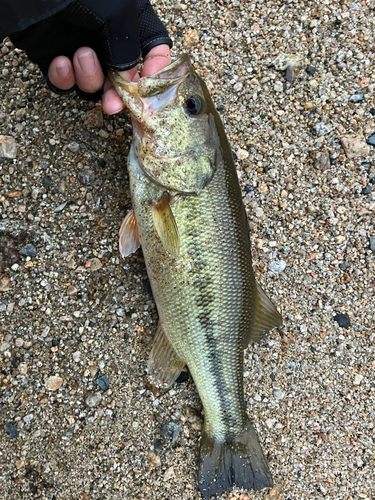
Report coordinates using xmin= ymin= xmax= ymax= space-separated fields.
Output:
xmin=198 ymin=418 xmax=273 ymax=499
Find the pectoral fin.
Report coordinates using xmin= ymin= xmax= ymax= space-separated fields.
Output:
xmin=151 ymin=192 xmax=180 ymax=258
xmin=147 ymin=323 xmax=185 ymax=388
xmin=244 ymin=282 xmax=282 ymax=346
xmin=119 ymin=209 xmax=140 ymax=257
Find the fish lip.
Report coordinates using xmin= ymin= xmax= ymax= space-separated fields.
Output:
xmin=145 ymin=54 xmax=192 ymax=81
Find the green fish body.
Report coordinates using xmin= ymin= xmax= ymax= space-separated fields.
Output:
xmin=110 ymin=55 xmax=282 ymax=499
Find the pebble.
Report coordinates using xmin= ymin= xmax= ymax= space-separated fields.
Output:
xmin=369 ymin=236 xmax=375 ymax=252
xmin=94 ymin=375 xmax=110 ymax=391
xmin=89 ymin=258 xmax=103 ymax=272
xmin=184 ymin=30 xmax=200 ymax=48
xmin=353 ymin=374 xmax=364 ymax=386
xmin=85 ymin=391 xmax=102 ymax=408
xmin=67 ymin=141 xmax=80 ymax=152
xmin=369 ymin=109 xmax=375 ymax=116
xmin=153 ymin=440 xmax=163 ymax=453
xmin=72 ymin=351 xmax=81 ymax=362
xmin=6 ymin=423 xmax=18 ymax=439
xmin=19 ymin=244 xmax=37 ymax=257
xmin=361 ymin=162 xmax=371 ymax=172
xmin=305 ymin=66 xmax=316 ymax=76
xmin=0 ymin=274 xmax=10 ymax=292
xmin=23 ymin=413 xmax=34 ymax=424
xmin=366 ymin=134 xmax=375 ymax=147
xmin=160 ymin=422 xmax=180 ymax=445
xmin=333 ymin=313 xmax=351 ymax=329
xmin=236 ymin=148 xmax=249 ymax=161
xmin=313 ymin=122 xmax=331 ymax=137
xmin=254 ymin=207 xmax=264 ymax=218
xmin=0 ymin=135 xmax=17 ymax=158
xmin=349 ymin=94 xmax=364 ymax=103
xmin=340 ymin=135 xmax=370 ymax=159
xmin=274 ymin=389 xmax=285 ymax=400
xmin=18 ymin=362 xmax=28 ymax=375
xmin=84 ymin=107 xmax=103 ymax=128
xmin=361 ymin=185 xmax=372 ymax=195
xmin=269 ymin=260 xmax=286 ymax=274
xmin=78 ymin=167 xmax=95 ymax=186
xmin=148 ymin=451 xmax=161 ymax=467
xmin=163 ymin=466 xmax=175 ymax=481
xmin=45 ymin=376 xmax=63 ymax=391
xmin=98 ymin=129 xmax=109 ymax=139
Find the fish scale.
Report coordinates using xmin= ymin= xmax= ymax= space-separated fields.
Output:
xmin=110 ymin=54 xmax=282 ymax=498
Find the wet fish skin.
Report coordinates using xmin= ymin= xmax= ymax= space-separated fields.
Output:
xmin=110 ymin=55 xmax=282 ymax=498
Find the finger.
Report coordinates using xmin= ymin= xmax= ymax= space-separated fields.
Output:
xmin=48 ymin=56 xmax=75 ymax=90
xmin=102 ymin=66 xmax=139 ymax=115
xmin=73 ymin=47 xmax=105 ymax=94
xmin=141 ymin=45 xmax=171 ymax=77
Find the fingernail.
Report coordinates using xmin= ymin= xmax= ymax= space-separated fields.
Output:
xmin=77 ymin=50 xmax=96 ymax=74
xmin=56 ymin=62 xmax=70 ymax=78
xmin=107 ymin=105 xmax=124 ymax=115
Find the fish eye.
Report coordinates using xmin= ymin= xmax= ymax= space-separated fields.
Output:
xmin=185 ymin=95 xmax=204 ymax=116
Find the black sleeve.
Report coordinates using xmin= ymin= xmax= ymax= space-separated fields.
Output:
xmin=2 ymin=0 xmax=172 ymax=76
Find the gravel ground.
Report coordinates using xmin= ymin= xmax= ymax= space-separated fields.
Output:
xmin=1 ymin=1 xmax=375 ymax=499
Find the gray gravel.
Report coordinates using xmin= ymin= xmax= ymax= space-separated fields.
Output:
xmin=1 ymin=1 xmax=375 ymax=499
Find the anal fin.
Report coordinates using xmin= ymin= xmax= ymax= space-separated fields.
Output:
xmin=147 ymin=323 xmax=185 ymax=388
xmin=119 ymin=208 xmax=140 ymax=257
xmin=244 ymin=282 xmax=282 ymax=346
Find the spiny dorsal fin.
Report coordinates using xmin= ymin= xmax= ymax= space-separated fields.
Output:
xmin=147 ymin=323 xmax=185 ymax=388
xmin=151 ymin=192 xmax=180 ymax=258
xmin=119 ymin=208 xmax=140 ymax=257
xmin=244 ymin=282 xmax=282 ymax=347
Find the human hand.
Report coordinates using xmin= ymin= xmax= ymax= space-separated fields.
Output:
xmin=48 ymin=44 xmax=171 ymax=115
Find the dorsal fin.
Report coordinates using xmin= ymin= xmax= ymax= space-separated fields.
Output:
xmin=244 ymin=282 xmax=282 ymax=347
xmin=147 ymin=323 xmax=185 ymax=388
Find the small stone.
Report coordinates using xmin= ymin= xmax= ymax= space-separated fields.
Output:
xmin=313 ymin=122 xmax=331 ymax=137
xmin=15 ymin=460 xmax=25 ymax=469
xmin=361 ymin=162 xmax=371 ymax=172
xmin=15 ymin=338 xmax=23 ymax=347
xmin=160 ymin=422 xmax=180 ymax=444
xmin=339 ymin=261 xmax=348 ymax=270
xmin=333 ymin=313 xmax=350 ymax=329
xmin=361 ymin=185 xmax=372 ymax=195
xmin=184 ymin=30 xmax=200 ymax=48
xmin=90 ymin=258 xmax=103 ymax=272
xmin=369 ymin=109 xmax=375 ymax=116
xmin=0 ymin=274 xmax=10 ymax=292
xmin=269 ymin=260 xmax=286 ymax=274
xmin=94 ymin=375 xmax=110 ymax=391
xmin=45 ymin=376 xmax=63 ymax=391
xmin=72 ymin=351 xmax=81 ymax=362
xmin=281 ymin=246 xmax=290 ymax=254
xmin=163 ymin=466 xmax=175 ymax=481
xmin=98 ymin=129 xmax=109 ymax=139
xmin=23 ymin=413 xmax=34 ymax=424
xmin=353 ymin=374 xmax=363 ymax=386
xmin=258 ymin=183 xmax=268 ymax=194
xmin=18 ymin=362 xmax=28 ymax=375
xmin=305 ymin=66 xmax=316 ymax=76
xmin=19 ymin=244 xmax=37 ymax=257
xmin=78 ymin=167 xmax=95 ymax=186
xmin=85 ymin=391 xmax=102 ymax=407
xmin=84 ymin=107 xmax=103 ymax=128
xmin=366 ymin=134 xmax=375 ymax=147
xmin=148 ymin=451 xmax=161 ymax=467
xmin=369 ymin=236 xmax=375 ymax=252
xmin=31 ymin=188 xmax=39 ymax=200
xmin=255 ymin=207 xmax=264 ymax=218
xmin=88 ymin=365 xmax=98 ymax=378
xmin=216 ymin=105 xmax=224 ymax=111
xmin=42 ymin=176 xmax=51 ymax=187
xmin=341 ymin=135 xmax=370 ymax=159
xmin=6 ymin=422 xmax=18 ymax=438
xmin=0 ymin=135 xmax=17 ymax=158
xmin=67 ymin=141 xmax=80 ymax=152
xmin=349 ymin=94 xmax=364 ymax=103
xmin=274 ymin=389 xmax=285 ymax=400
xmin=66 ymin=285 xmax=77 ymax=296
xmin=153 ymin=440 xmax=163 ymax=453
xmin=236 ymin=148 xmax=249 ymax=161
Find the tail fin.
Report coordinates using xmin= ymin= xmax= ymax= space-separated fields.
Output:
xmin=198 ymin=418 xmax=273 ymax=499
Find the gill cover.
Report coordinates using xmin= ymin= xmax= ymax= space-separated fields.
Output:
xmin=109 ymin=55 xmax=220 ymax=194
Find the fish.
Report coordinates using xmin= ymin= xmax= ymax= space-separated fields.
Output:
xmin=109 ymin=54 xmax=282 ymax=499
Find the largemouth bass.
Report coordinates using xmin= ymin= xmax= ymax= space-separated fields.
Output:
xmin=109 ymin=55 xmax=282 ymax=499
